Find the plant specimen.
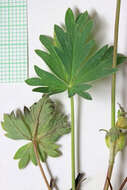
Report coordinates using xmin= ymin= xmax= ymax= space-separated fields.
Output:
xmin=2 ymin=95 xmax=70 ymax=190
xmin=25 ymin=8 xmax=126 ymax=190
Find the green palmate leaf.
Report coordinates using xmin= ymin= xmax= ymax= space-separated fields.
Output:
xmin=2 ymin=95 xmax=70 ymax=169
xmin=25 ymin=8 xmax=126 ymax=100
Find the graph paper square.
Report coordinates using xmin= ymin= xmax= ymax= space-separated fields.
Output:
xmin=0 ymin=0 xmax=28 ymax=83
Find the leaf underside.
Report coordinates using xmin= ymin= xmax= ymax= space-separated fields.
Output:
xmin=25 ymin=8 xmax=126 ymax=100
xmin=2 ymin=95 xmax=70 ymax=169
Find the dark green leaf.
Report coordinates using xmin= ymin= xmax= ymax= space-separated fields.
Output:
xmin=54 ymin=25 xmax=73 ymax=78
xmin=100 ymin=46 xmax=127 ymax=65
xmin=35 ymin=49 xmax=68 ymax=82
xmin=68 ymin=84 xmax=92 ymax=97
xmin=34 ymin=65 xmax=67 ymax=90
xmin=39 ymin=35 xmax=67 ymax=81
xmin=65 ymin=8 xmax=75 ymax=37
xmin=25 ymin=78 xmax=43 ymax=86
xmin=26 ymin=66 xmax=67 ymax=93
xmin=26 ymin=8 xmax=126 ymax=100
xmin=32 ymin=87 xmax=51 ymax=93
xmin=32 ymin=87 xmax=65 ymax=95
xmin=76 ymin=11 xmax=89 ymax=31
xmin=75 ymin=45 xmax=109 ymax=79
xmin=77 ymin=91 xmax=92 ymax=100
xmin=117 ymin=54 xmax=127 ymax=65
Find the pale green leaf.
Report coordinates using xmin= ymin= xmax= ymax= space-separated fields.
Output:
xmin=18 ymin=153 xmax=30 ymax=169
xmin=14 ymin=143 xmax=33 ymax=169
xmin=2 ymin=95 xmax=70 ymax=169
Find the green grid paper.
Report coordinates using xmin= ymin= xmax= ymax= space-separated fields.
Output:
xmin=0 ymin=0 xmax=28 ymax=83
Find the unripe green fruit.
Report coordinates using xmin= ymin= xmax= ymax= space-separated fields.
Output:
xmin=116 ymin=116 xmax=127 ymax=129
xmin=105 ymin=133 xmax=126 ymax=153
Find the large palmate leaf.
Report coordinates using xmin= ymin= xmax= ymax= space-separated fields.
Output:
xmin=2 ymin=95 xmax=70 ymax=169
xmin=26 ymin=8 xmax=126 ymax=100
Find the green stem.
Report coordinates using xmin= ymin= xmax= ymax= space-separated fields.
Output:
xmin=70 ymin=96 xmax=75 ymax=190
xmin=104 ymin=1 xmax=121 ymax=190
xmin=111 ymin=0 xmax=121 ymax=129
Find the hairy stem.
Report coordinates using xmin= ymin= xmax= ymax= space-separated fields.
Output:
xmin=33 ymin=140 xmax=51 ymax=190
xmin=104 ymin=0 xmax=121 ymax=190
xmin=71 ymin=96 xmax=75 ymax=190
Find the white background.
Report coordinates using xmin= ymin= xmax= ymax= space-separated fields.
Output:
xmin=0 ymin=0 xmax=127 ymax=189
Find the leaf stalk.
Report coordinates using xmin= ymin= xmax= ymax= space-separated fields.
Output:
xmin=33 ymin=103 xmax=51 ymax=190
xmin=33 ymin=139 xmax=51 ymax=190
xmin=71 ymin=96 xmax=76 ymax=190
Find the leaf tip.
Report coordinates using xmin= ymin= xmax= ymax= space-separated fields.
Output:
xmin=25 ymin=78 xmax=31 ymax=85
xmin=35 ymin=49 xmax=39 ymax=54
xmin=66 ymin=8 xmax=73 ymax=13
xmin=34 ymin=65 xmax=41 ymax=75
xmin=34 ymin=65 xmax=38 ymax=71
xmin=65 ymin=8 xmax=75 ymax=23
